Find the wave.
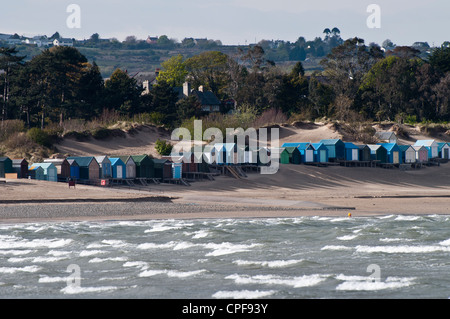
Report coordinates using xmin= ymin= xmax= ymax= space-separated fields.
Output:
xmin=0 ymin=265 xmax=41 ymax=274
xmin=212 ymin=290 xmax=277 ymax=299
xmin=204 ymin=242 xmax=262 ymax=257
xmin=8 ymin=256 xmax=67 ymax=263
xmin=355 ymin=245 xmax=450 ymax=254
xmin=321 ymin=245 xmax=352 ymax=251
xmin=233 ymin=259 xmax=303 ymax=268
xmin=225 ymin=273 xmax=328 ymax=288
xmin=138 ymin=269 xmax=206 ymax=278
xmin=335 ymin=274 xmax=415 ymax=291
xmin=79 ymin=250 xmax=108 ymax=257
xmin=337 ymin=235 xmax=358 ymax=241
xmin=60 ymin=285 xmax=118 ymax=295
xmin=0 ymin=238 xmax=72 ymax=250
xmin=89 ymin=257 xmax=128 ymax=263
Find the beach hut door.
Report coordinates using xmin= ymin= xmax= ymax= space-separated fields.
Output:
xmin=306 ymin=150 xmax=314 ymax=162
xmin=444 ymin=149 xmax=449 ymax=159
xmin=352 ymin=149 xmax=358 ymax=161
xmin=393 ymin=152 xmax=399 ymax=164
xmin=320 ymin=150 xmax=327 ymax=163
xmin=117 ymin=166 xmax=123 ymax=179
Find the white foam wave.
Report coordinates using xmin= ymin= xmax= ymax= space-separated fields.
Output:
xmin=337 ymin=235 xmax=358 ymax=241
xmin=138 ymin=269 xmax=206 ymax=278
xmin=395 ymin=215 xmax=420 ymax=221
xmin=60 ymin=285 xmax=118 ymax=295
xmin=8 ymin=256 xmax=67 ymax=263
xmin=0 ymin=250 xmax=34 ymax=256
xmin=38 ymin=276 xmax=67 ymax=283
xmin=439 ymin=239 xmax=450 ymax=246
xmin=79 ymin=250 xmax=107 ymax=257
xmin=225 ymin=273 xmax=327 ymax=288
xmin=233 ymin=259 xmax=303 ymax=268
xmin=144 ymin=225 xmax=182 ymax=233
xmin=336 ymin=274 xmax=415 ymax=291
xmin=321 ymin=245 xmax=352 ymax=251
xmin=204 ymin=242 xmax=261 ymax=256
xmin=0 ymin=238 xmax=72 ymax=250
xmin=355 ymin=245 xmax=450 ymax=254
xmin=0 ymin=265 xmax=41 ymax=274
xmin=123 ymin=261 xmax=148 ymax=269
xmin=47 ymin=250 xmax=72 ymax=257
xmin=212 ymin=290 xmax=276 ymax=299
xmin=89 ymin=257 xmax=128 ymax=263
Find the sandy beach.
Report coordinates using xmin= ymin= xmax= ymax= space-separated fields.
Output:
xmin=1 ymin=161 xmax=449 ymax=223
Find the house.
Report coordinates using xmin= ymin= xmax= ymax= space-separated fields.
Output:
xmin=66 ymin=159 xmax=80 ymax=179
xmin=378 ymin=143 xmax=402 ymax=164
xmin=344 ymin=143 xmax=360 ymax=161
xmin=375 ymin=131 xmax=398 ymax=144
xmin=399 ymin=145 xmax=416 ymax=164
xmin=28 ymin=165 xmax=45 ymax=181
xmin=414 ymin=140 xmax=438 ymax=158
xmin=437 ymin=142 xmax=450 ymax=159
xmin=367 ymin=145 xmax=387 ymax=163
xmin=44 ymin=158 xmax=71 ymax=179
xmin=118 ymin=156 xmax=137 ymax=179
xmin=53 ymin=38 xmax=74 ymax=47
xmin=66 ymin=157 xmax=100 ymax=180
xmin=280 ymin=147 xmax=301 ymax=164
xmin=12 ymin=159 xmax=28 ymax=178
xmin=356 ymin=145 xmax=372 ymax=162
xmin=0 ymin=157 xmax=13 ymax=178
xmin=131 ymin=155 xmax=154 ymax=178
xmin=412 ymin=145 xmax=429 ymax=163
xmin=319 ymin=139 xmax=346 ymax=161
xmin=31 ymin=163 xmax=58 ymax=182
xmin=95 ymin=156 xmax=112 ymax=179
xmin=311 ymin=143 xmax=329 ymax=163
xmin=109 ymin=158 xmax=127 ymax=179
xmin=182 ymin=82 xmax=221 ymax=113
xmin=146 ymin=36 xmax=159 ymax=44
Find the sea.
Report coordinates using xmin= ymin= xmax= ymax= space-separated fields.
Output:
xmin=0 ymin=214 xmax=450 ymax=299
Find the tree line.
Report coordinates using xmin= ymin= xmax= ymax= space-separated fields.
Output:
xmin=1 ymin=38 xmax=450 ymax=134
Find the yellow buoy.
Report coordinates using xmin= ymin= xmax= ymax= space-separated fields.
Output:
xmin=348 ymin=213 xmax=352 ymax=218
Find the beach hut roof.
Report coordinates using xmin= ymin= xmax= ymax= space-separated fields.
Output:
xmin=0 ymin=157 xmax=11 ymax=162
xmin=109 ymin=158 xmax=125 ymax=166
xmin=399 ymin=145 xmax=414 ymax=151
xmin=375 ymin=132 xmax=396 ymax=139
xmin=367 ymin=144 xmax=383 ymax=151
xmin=297 ymin=143 xmax=314 ymax=150
xmin=30 ymin=163 xmax=55 ymax=174
xmin=66 ymin=159 xmax=79 ymax=166
xmin=320 ymin=139 xmax=343 ymax=145
xmin=131 ymin=155 xmax=150 ymax=163
xmin=377 ymin=143 xmax=398 ymax=151
xmin=95 ymin=156 xmax=110 ymax=163
xmin=152 ymin=158 xmax=170 ymax=168
xmin=437 ymin=142 xmax=450 ymax=150
xmin=311 ymin=142 xmax=327 ymax=150
xmin=283 ymin=147 xmax=297 ymax=154
xmin=344 ymin=142 xmax=359 ymax=149
xmin=12 ymin=158 xmax=27 ymax=165
xmin=414 ymin=140 xmax=437 ymax=146
xmin=28 ymin=165 xmax=44 ymax=172
xmin=67 ymin=156 xmax=98 ymax=167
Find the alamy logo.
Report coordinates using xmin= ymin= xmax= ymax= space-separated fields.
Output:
xmin=66 ymin=4 xmax=81 ymax=29
xmin=367 ymin=4 xmax=381 ymax=29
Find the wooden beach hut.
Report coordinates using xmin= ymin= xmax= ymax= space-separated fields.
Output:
xmin=413 ymin=145 xmax=429 ymax=163
xmin=95 ymin=156 xmax=112 ymax=179
xmin=152 ymin=159 xmax=172 ymax=181
xmin=110 ymin=158 xmax=127 ymax=179
xmin=311 ymin=143 xmax=329 ymax=163
xmin=344 ymin=143 xmax=360 ymax=161
xmin=280 ymin=147 xmax=301 ymax=164
xmin=356 ymin=145 xmax=372 ymax=162
xmin=399 ymin=145 xmax=416 ymax=164
xmin=319 ymin=139 xmax=346 ymax=161
xmin=437 ymin=142 xmax=450 ymax=159
xmin=367 ymin=145 xmax=387 ymax=163
xmin=297 ymin=143 xmax=315 ymax=163
xmin=66 ymin=159 xmax=80 ymax=179
xmin=28 ymin=165 xmax=44 ymax=181
xmin=12 ymin=159 xmax=28 ymax=178
xmin=131 ymin=155 xmax=154 ymax=178
xmin=31 ymin=163 xmax=58 ymax=182
xmin=44 ymin=159 xmax=71 ymax=179
xmin=378 ymin=143 xmax=402 ymax=164
xmin=0 ymin=157 xmax=13 ymax=178
xmin=67 ymin=157 xmax=100 ymax=181
xmin=414 ymin=140 xmax=438 ymax=159
xmin=118 ymin=156 xmax=136 ymax=179
xmin=375 ymin=131 xmax=398 ymax=144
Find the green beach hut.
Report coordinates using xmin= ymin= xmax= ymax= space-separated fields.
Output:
xmin=0 ymin=157 xmax=13 ymax=178
xmin=280 ymin=147 xmax=301 ymax=164
xmin=131 ymin=155 xmax=154 ymax=178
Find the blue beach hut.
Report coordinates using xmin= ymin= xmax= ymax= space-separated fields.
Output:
xmin=437 ymin=142 xmax=450 ymax=159
xmin=311 ymin=143 xmax=329 ymax=163
xmin=367 ymin=145 xmax=387 ymax=163
xmin=319 ymin=139 xmax=345 ymax=161
xmin=110 ymin=158 xmax=127 ymax=179
xmin=67 ymin=159 xmax=80 ymax=179
xmin=377 ymin=143 xmax=402 ymax=164
xmin=344 ymin=143 xmax=360 ymax=161
xmin=28 ymin=165 xmax=45 ymax=180
xmin=297 ymin=143 xmax=315 ymax=163
xmin=31 ymin=163 xmax=58 ymax=182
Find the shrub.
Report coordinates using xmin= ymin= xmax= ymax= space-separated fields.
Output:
xmin=27 ymin=127 xmax=51 ymax=147
xmin=155 ymin=139 xmax=173 ymax=156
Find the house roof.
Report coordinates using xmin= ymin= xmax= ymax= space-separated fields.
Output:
xmin=192 ymin=90 xmax=221 ymax=106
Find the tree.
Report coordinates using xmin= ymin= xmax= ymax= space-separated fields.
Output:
xmin=0 ymin=47 xmax=25 ymax=122
xmin=104 ymin=69 xmax=143 ymax=115
xmin=429 ymin=46 xmax=450 ymax=74
xmin=149 ymin=81 xmax=179 ymax=126
xmin=156 ymin=54 xmax=188 ymax=87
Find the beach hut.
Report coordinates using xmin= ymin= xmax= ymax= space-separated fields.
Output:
xmin=280 ymin=147 xmax=301 ymax=164
xmin=413 ymin=145 xmax=429 ymax=163
xmin=297 ymin=143 xmax=315 ymax=163
xmin=0 ymin=157 xmax=13 ymax=178
xmin=66 ymin=159 xmax=80 ymax=179
xmin=311 ymin=143 xmax=329 ymax=163
xmin=367 ymin=145 xmax=387 ymax=163
xmin=414 ymin=140 xmax=438 ymax=158
xmin=12 ymin=159 xmax=28 ymax=178
xmin=437 ymin=142 xmax=450 ymax=159
xmin=31 ymin=163 xmax=58 ymax=182
xmin=172 ymin=163 xmax=183 ymax=179
xmin=152 ymin=159 xmax=172 ymax=181
xmin=131 ymin=155 xmax=154 ymax=178
xmin=67 ymin=157 xmax=100 ymax=181
xmin=344 ymin=143 xmax=360 ymax=161
xmin=319 ymin=139 xmax=346 ymax=161
xmin=118 ymin=156 xmax=136 ymax=179
xmin=95 ymin=156 xmax=112 ymax=179
xmin=375 ymin=131 xmax=398 ymax=144
xmin=356 ymin=145 xmax=372 ymax=162
xmin=44 ymin=158 xmax=71 ymax=179
xmin=399 ymin=145 xmax=416 ymax=164
xmin=28 ymin=165 xmax=44 ymax=181
xmin=110 ymin=158 xmax=127 ymax=179
xmin=378 ymin=143 xmax=402 ymax=164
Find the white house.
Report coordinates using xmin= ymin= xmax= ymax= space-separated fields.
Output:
xmin=53 ymin=38 xmax=74 ymax=47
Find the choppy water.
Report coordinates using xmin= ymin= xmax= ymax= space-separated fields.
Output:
xmin=1 ymin=215 xmax=450 ymax=299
